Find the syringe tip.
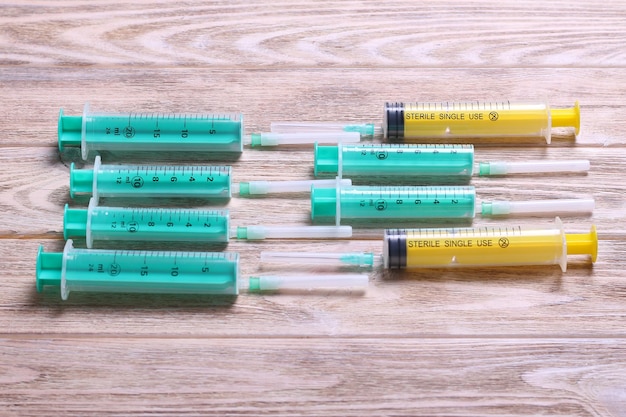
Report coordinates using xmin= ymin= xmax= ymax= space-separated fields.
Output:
xmin=249 ymin=276 xmax=261 ymax=292
xmin=239 ymin=182 xmax=251 ymax=196
xmin=234 ymin=226 xmax=248 ymax=239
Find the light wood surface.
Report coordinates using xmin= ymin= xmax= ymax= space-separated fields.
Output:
xmin=1 ymin=1 xmax=626 ymax=415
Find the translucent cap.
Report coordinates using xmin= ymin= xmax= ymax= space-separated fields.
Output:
xmin=261 ymin=251 xmax=376 ymax=267
xmin=239 ymin=179 xmax=351 ymax=196
xmin=481 ymin=198 xmax=595 ymax=217
xmin=233 ymin=225 xmax=352 ymax=240
xmin=270 ymin=121 xmax=383 ymax=139
xmin=249 ymin=274 xmax=369 ymax=292
xmin=479 ymin=159 xmax=590 ymax=176
xmin=248 ymin=131 xmax=360 ymax=146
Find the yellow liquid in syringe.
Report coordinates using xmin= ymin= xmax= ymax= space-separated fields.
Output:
xmin=384 ymin=101 xmax=580 ymax=144
xmin=383 ymin=218 xmax=596 ymax=271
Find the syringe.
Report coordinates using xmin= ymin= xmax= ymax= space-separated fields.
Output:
xmin=271 ymin=100 xmax=580 ymax=144
xmin=37 ymin=240 xmax=239 ymax=300
xmin=70 ymin=156 xmax=231 ymax=201
xmin=64 ymin=199 xmax=229 ymax=248
xmin=313 ymin=143 xmax=589 ymax=178
xmin=59 ymin=104 xmax=243 ymax=160
xmin=310 ymin=185 xmax=594 ymax=222
xmin=384 ymin=218 xmax=596 ymax=272
xmin=256 ymin=218 xmax=597 ymax=272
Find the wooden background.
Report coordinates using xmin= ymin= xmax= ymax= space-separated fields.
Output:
xmin=2 ymin=1 xmax=626 ymax=415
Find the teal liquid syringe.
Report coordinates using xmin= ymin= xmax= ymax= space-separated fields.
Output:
xmin=70 ymin=156 xmax=231 ymax=201
xmin=59 ymin=104 xmax=243 ymax=160
xmin=310 ymin=184 xmax=595 ymax=222
xmin=64 ymin=199 xmax=230 ymax=248
xmin=313 ymin=143 xmax=590 ymax=178
xmin=232 ymin=185 xmax=593 ymax=240
xmin=37 ymin=241 xmax=239 ymax=300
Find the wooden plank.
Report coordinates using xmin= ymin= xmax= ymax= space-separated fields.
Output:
xmin=1 ymin=1 xmax=625 ymax=67
xmin=1 ymin=0 xmax=625 ymax=414
xmin=0 ymin=145 xmax=619 ymax=236
xmin=0 ymin=337 xmax=624 ymax=416
xmin=1 ymin=67 xmax=625 ymax=146
xmin=2 ymin=237 xmax=622 ymax=337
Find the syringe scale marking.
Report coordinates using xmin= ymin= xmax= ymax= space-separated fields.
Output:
xmin=311 ymin=184 xmax=593 ymax=222
xmin=59 ymin=104 xmax=244 ymax=159
xmin=273 ymin=101 xmax=579 ymax=144
xmin=311 ymin=185 xmax=476 ymax=220
xmin=314 ymin=143 xmax=588 ymax=179
xmin=70 ymin=156 xmax=232 ymax=199
xmin=65 ymin=200 xmax=230 ymax=247
xmin=37 ymin=241 xmax=239 ymax=299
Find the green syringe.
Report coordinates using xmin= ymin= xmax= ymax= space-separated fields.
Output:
xmin=59 ymin=103 xmax=243 ymax=160
xmin=71 ymin=156 xmax=231 ymax=201
xmin=64 ymin=199 xmax=229 ymax=248
xmin=37 ymin=241 xmax=239 ymax=300
xmin=310 ymin=184 xmax=595 ymax=222
xmin=314 ymin=143 xmax=590 ymax=177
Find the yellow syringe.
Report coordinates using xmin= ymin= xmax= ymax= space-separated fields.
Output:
xmin=270 ymin=101 xmax=580 ymax=144
xmin=384 ymin=101 xmax=580 ymax=144
xmin=383 ymin=218 xmax=596 ymax=271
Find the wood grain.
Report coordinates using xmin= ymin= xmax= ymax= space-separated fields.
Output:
xmin=1 ymin=338 xmax=626 ymax=416
xmin=1 ymin=1 xmax=626 ymax=68
xmin=1 ymin=1 xmax=626 ymax=415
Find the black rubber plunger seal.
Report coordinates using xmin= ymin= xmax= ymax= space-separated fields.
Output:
xmin=385 ymin=229 xmax=407 ymax=269
xmin=385 ymin=102 xmax=405 ymax=141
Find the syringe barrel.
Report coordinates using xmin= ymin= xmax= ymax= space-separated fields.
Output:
xmin=64 ymin=200 xmax=230 ymax=248
xmin=383 ymin=218 xmax=597 ymax=271
xmin=314 ymin=143 xmax=474 ymax=177
xmin=311 ymin=185 xmax=476 ymax=221
xmin=36 ymin=241 xmax=239 ymax=300
xmin=70 ymin=157 xmax=231 ymax=200
xmin=384 ymin=101 xmax=580 ymax=144
xmin=59 ymin=105 xmax=243 ymax=160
